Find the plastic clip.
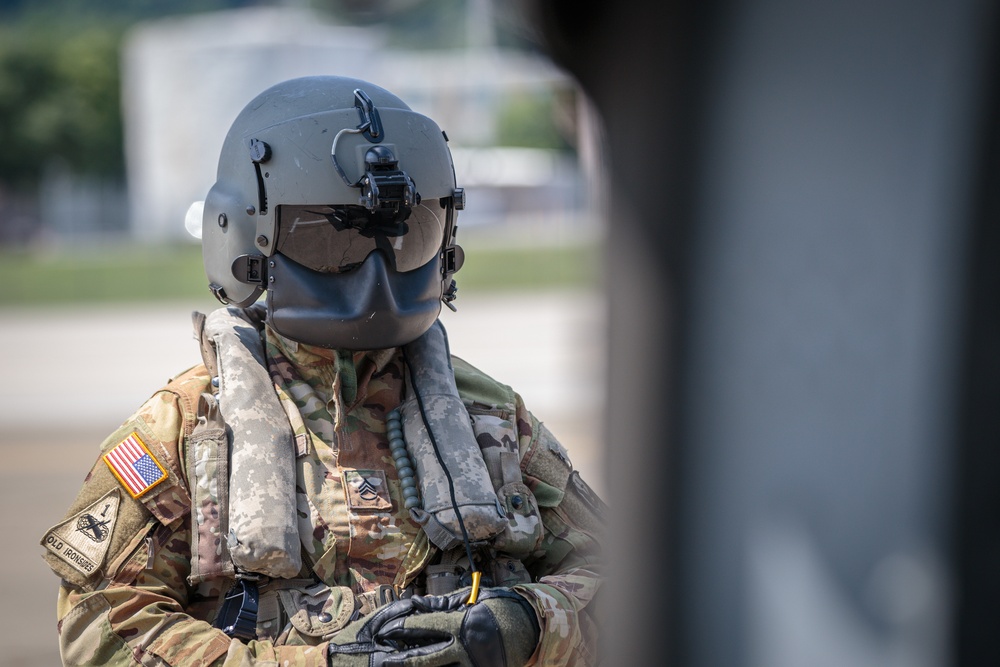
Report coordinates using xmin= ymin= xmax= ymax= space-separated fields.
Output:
xmin=214 ymin=578 xmax=260 ymax=641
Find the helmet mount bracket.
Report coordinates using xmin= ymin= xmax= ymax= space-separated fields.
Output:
xmin=359 ymin=146 xmax=419 ymax=224
xmin=331 ymin=91 xmax=420 ymax=224
xmin=354 ymin=89 xmax=383 ymax=142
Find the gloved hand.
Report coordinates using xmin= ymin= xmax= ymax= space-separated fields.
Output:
xmin=327 ymin=588 xmax=540 ymax=667
xmin=326 ymin=598 xmax=423 ymax=667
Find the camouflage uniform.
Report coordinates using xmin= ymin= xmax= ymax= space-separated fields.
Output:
xmin=43 ymin=320 xmax=604 ymax=666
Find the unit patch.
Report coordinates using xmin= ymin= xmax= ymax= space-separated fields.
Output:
xmin=103 ymin=432 xmax=168 ymax=499
xmin=343 ymin=469 xmax=392 ymax=511
xmin=42 ymin=489 xmax=120 ymax=577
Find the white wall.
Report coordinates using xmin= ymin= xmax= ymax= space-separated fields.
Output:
xmin=120 ymin=6 xmax=576 ymax=242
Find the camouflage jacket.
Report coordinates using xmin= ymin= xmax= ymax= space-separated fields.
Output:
xmin=43 ymin=322 xmax=604 ymax=666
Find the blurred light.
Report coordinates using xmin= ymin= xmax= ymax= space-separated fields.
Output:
xmin=450 ymin=147 xmax=557 ymax=186
xmin=184 ymin=200 xmax=204 ymax=239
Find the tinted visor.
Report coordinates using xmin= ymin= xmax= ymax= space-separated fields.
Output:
xmin=275 ymin=200 xmax=446 ymax=274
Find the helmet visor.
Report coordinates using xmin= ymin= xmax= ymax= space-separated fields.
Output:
xmin=274 ymin=201 xmax=446 ymax=274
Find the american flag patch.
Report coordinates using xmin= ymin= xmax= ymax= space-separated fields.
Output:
xmin=103 ymin=432 xmax=168 ymax=499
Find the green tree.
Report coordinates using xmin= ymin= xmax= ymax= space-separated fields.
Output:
xmin=496 ymin=89 xmax=576 ymax=151
xmin=0 ymin=22 xmax=124 ymax=189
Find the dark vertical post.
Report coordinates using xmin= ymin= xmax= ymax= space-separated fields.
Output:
xmin=528 ymin=0 xmax=1000 ymax=665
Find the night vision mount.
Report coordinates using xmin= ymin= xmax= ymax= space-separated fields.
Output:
xmin=359 ymin=145 xmax=419 ymax=224
xmin=331 ymin=89 xmax=418 ymax=224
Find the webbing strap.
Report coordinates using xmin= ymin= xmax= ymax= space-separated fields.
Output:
xmin=187 ymin=392 xmax=235 ymax=585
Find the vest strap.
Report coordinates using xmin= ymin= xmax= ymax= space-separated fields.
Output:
xmin=187 ymin=392 xmax=236 ymax=584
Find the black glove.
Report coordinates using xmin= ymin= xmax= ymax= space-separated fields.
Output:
xmin=326 ymin=598 xmax=431 ymax=667
xmin=328 ymin=588 xmax=540 ymax=667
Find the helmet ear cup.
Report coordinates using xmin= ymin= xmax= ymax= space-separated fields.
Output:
xmin=203 ymin=181 xmax=263 ymax=307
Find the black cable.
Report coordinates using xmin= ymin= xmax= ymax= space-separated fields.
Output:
xmin=402 ymin=344 xmax=478 ymax=577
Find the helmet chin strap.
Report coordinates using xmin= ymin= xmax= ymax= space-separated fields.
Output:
xmin=265 ymin=251 xmax=444 ymax=350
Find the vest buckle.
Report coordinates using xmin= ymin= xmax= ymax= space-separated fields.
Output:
xmin=214 ymin=578 xmax=260 ymax=641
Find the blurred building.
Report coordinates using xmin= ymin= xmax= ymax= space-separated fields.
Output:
xmin=120 ymin=6 xmax=601 ymax=244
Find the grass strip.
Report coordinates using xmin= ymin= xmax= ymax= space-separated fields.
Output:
xmin=0 ymin=241 xmax=601 ymax=306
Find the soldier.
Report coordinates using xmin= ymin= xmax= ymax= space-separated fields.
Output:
xmin=41 ymin=76 xmax=604 ymax=666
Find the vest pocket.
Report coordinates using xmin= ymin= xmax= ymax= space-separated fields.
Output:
xmin=492 ymin=480 xmax=544 ymax=558
xmin=488 ymin=555 xmax=534 ymax=588
xmin=277 ymin=582 xmax=356 ymax=640
xmin=470 ymin=411 xmax=544 ymax=559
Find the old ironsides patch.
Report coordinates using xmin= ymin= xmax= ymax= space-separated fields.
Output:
xmin=343 ymin=469 xmax=393 ymax=511
xmin=43 ymin=489 xmax=120 ymax=577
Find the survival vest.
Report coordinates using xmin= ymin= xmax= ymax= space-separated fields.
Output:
xmin=188 ymin=307 xmax=545 ymax=598
xmin=42 ymin=305 xmax=581 ymax=641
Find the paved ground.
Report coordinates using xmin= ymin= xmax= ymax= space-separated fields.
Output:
xmin=0 ymin=290 xmax=605 ymax=666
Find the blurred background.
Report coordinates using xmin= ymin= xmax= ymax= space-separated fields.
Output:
xmin=0 ymin=1 xmax=605 ymax=664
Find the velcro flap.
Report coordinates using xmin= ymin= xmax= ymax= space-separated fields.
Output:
xmin=122 ymin=418 xmax=191 ymax=526
xmin=278 ymin=583 xmax=356 ymax=638
xmin=521 ymin=422 xmax=573 ymax=507
xmin=41 ymin=418 xmax=188 ymax=589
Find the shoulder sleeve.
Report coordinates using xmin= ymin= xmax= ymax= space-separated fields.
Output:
xmin=513 ymin=394 xmax=606 ymax=667
xmin=451 ymin=355 xmax=518 ymax=413
xmin=426 ymin=355 xmax=605 ymax=665
xmin=515 ymin=394 xmax=605 ymax=566
xmin=40 ymin=366 xmax=209 ymax=590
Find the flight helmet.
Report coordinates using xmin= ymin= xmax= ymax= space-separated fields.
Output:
xmin=201 ymin=75 xmax=465 ymax=349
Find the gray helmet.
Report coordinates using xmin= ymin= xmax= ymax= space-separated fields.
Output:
xmin=202 ymin=75 xmax=465 ymax=349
